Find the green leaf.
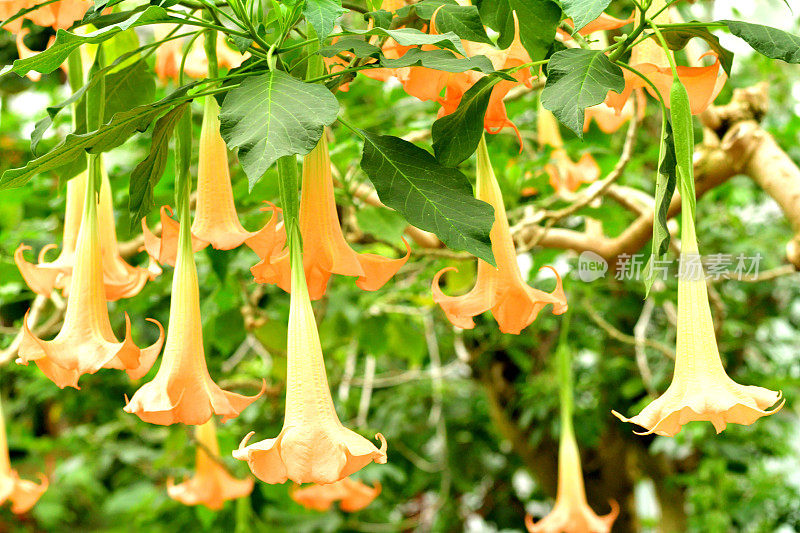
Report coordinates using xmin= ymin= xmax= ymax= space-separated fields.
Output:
xmin=510 ymin=0 xmax=561 ymax=61
xmin=359 ymin=132 xmax=495 ymax=265
xmin=103 ymin=59 xmax=156 ymax=125
xmin=541 ymin=48 xmax=624 ymax=138
xmin=380 ymin=48 xmax=495 ymax=73
xmin=346 ymin=27 xmax=467 ymax=56
xmin=128 ymin=104 xmax=187 ymax=232
xmin=653 ymin=121 xmax=677 ymax=257
xmin=2 ymin=6 xmax=174 ymax=77
xmin=561 ymin=0 xmax=612 ymax=32
xmin=397 ymin=0 xmax=458 ymax=19
xmin=0 ymin=89 xmax=190 ymax=190
xmin=660 ymin=25 xmax=734 ymax=76
xmin=219 ymin=71 xmax=339 ymax=189
xmin=320 ymin=37 xmax=382 ymax=58
xmin=303 ymin=0 xmax=347 ymax=41
xmin=365 ymin=9 xmax=392 ymax=29
xmin=432 ymin=76 xmax=502 ymax=167
xmin=723 ymin=20 xmax=800 ymax=64
xmin=355 ymin=206 xmax=408 ymax=242
xmin=433 ymin=5 xmax=492 ymax=45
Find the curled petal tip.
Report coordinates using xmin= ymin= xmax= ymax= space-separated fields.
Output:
xmin=238 ymin=431 xmax=256 ymax=451
xmin=37 ymin=243 xmax=58 ymax=263
xmin=375 ymin=433 xmax=388 ymax=455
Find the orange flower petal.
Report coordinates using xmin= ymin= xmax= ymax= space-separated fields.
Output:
xmin=125 ymin=217 xmax=263 ymax=425
xmin=433 ymin=138 xmax=567 ymax=334
xmin=614 ymin=216 xmax=782 ymax=436
xmin=252 ymin=133 xmax=407 ymax=300
xmin=236 ymin=239 xmax=387 ymax=484
xmin=17 ymin=178 xmax=164 ymax=389
xmin=167 ymin=420 xmax=253 ymax=510
xmin=291 ymin=477 xmax=381 ymax=512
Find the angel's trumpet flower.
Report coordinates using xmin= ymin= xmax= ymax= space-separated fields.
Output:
xmin=167 ymin=419 xmax=253 ymax=510
xmin=604 ymin=0 xmax=726 ymax=115
xmin=16 ymin=166 xmax=153 ymax=301
xmin=584 ymin=90 xmax=645 ymax=134
xmin=526 ymin=342 xmax=618 ymax=533
xmin=17 ymin=160 xmax=164 ymax=389
xmin=524 ymin=427 xmax=618 ymax=532
xmin=613 ymin=209 xmax=784 ymax=436
xmin=235 ymin=230 xmax=387 ymax=484
xmin=432 ymin=136 xmax=567 ymax=334
xmin=291 ymin=477 xmax=381 ymax=512
xmin=142 ymin=97 xmax=284 ymax=266
xmin=251 ymin=133 xmax=408 ymax=300
xmin=125 ymin=198 xmax=265 ymax=425
xmin=0 ymin=397 xmax=48 ymax=514
xmin=538 ymin=108 xmax=599 ymax=194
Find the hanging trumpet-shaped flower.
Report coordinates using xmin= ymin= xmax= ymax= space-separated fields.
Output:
xmin=526 ymin=341 xmax=618 ymax=533
xmin=251 ymin=133 xmax=408 ymax=300
xmin=604 ymin=0 xmax=726 ymax=116
xmin=291 ymin=477 xmax=381 ymax=512
xmin=125 ymin=194 xmax=265 ymax=425
xmin=16 ymin=166 xmax=154 ymax=301
xmin=525 ymin=426 xmax=618 ymax=532
xmin=613 ymin=208 xmax=784 ymax=436
xmin=142 ymin=97 xmax=284 ymax=266
xmin=0 ymin=396 xmax=48 ymax=514
xmin=17 ymin=159 xmax=164 ymax=389
xmin=432 ymin=136 xmax=567 ymax=334
xmin=538 ymin=108 xmax=600 ymax=194
xmin=235 ymin=227 xmax=387 ymax=484
xmin=167 ymin=419 xmax=253 ymax=510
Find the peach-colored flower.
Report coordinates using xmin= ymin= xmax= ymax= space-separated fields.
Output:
xmin=432 ymin=136 xmax=567 ymax=334
xmin=235 ymin=232 xmax=387 ymax=484
xmin=142 ymin=97 xmax=284 ymax=266
xmin=604 ymin=0 xmax=726 ymax=115
xmin=0 ymin=0 xmax=89 ymax=31
xmin=154 ymin=30 xmax=248 ymax=82
xmin=251 ymin=133 xmax=408 ymax=300
xmin=16 ymin=167 xmax=153 ymax=301
xmin=538 ymin=108 xmax=600 ymax=194
xmin=0 ymin=398 xmax=48 ymax=514
xmin=525 ymin=423 xmax=618 ymax=532
xmin=394 ymin=13 xmax=532 ymax=138
xmin=125 ymin=202 xmax=265 ymax=425
xmin=167 ymin=419 xmax=253 ymax=510
xmin=17 ymin=165 xmax=164 ymax=389
xmin=291 ymin=477 xmax=381 ymax=512
xmin=613 ymin=210 xmax=784 ymax=436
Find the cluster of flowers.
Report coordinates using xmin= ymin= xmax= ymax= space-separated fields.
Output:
xmin=0 ymin=0 xmax=784 ymax=527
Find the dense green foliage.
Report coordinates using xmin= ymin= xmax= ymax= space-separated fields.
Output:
xmin=1 ymin=2 xmax=800 ymax=532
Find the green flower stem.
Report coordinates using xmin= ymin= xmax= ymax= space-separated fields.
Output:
xmin=557 ymin=311 xmax=575 ymax=441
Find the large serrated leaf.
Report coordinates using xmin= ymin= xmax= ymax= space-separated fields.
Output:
xmin=541 ymin=49 xmax=624 ymax=138
xmin=432 ymin=76 xmax=502 ymax=167
xmin=359 ymin=132 xmax=495 ymax=265
xmin=304 ymin=0 xmax=347 ymax=41
xmin=128 ymin=104 xmax=187 ymax=231
xmin=723 ymin=20 xmax=800 ymax=64
xmin=219 ymin=71 xmax=339 ymax=189
xmin=561 ymin=0 xmax=612 ymax=32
